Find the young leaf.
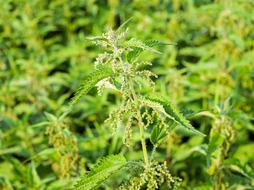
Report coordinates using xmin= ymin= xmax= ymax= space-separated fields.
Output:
xmin=127 ymin=39 xmax=174 ymax=61
xmin=125 ymin=38 xmax=161 ymax=54
xmin=73 ymin=154 xmax=127 ymax=190
xmin=44 ymin=112 xmax=57 ymax=122
xmin=150 ymin=125 xmax=167 ymax=146
xmin=70 ymin=64 xmax=113 ymax=105
xmin=9 ymin=157 xmax=27 ymax=178
xmin=86 ymin=36 xmax=107 ymax=41
xmin=27 ymin=161 xmax=41 ymax=188
xmin=144 ymin=39 xmax=175 ymax=47
xmin=224 ymin=158 xmax=254 ymax=180
xmin=145 ymin=94 xmax=205 ymax=137
xmin=116 ymin=17 xmax=133 ymax=33
xmin=150 ymin=119 xmax=175 ymax=145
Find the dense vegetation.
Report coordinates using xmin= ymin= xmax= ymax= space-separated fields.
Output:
xmin=0 ymin=0 xmax=253 ymax=189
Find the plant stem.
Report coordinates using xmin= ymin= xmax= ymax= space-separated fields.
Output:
xmin=137 ymin=111 xmax=150 ymax=168
xmin=215 ymin=173 xmax=221 ymax=190
xmin=128 ymin=78 xmax=150 ymax=168
xmin=150 ymin=145 xmax=157 ymax=162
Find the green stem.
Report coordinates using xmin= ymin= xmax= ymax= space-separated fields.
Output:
xmin=137 ymin=111 xmax=150 ymax=168
xmin=128 ymin=78 xmax=149 ymax=168
xmin=150 ymin=145 xmax=157 ymax=162
xmin=215 ymin=173 xmax=221 ymax=190
xmin=214 ymin=75 xmax=220 ymax=106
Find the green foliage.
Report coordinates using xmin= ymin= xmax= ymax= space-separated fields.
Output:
xmin=150 ymin=122 xmax=170 ymax=146
xmin=70 ymin=64 xmax=113 ymax=105
xmin=127 ymin=39 xmax=169 ymax=61
xmin=74 ymin=154 xmax=127 ymax=190
xmin=145 ymin=94 xmax=205 ymax=144
xmin=0 ymin=0 xmax=253 ymax=189
xmin=70 ymin=24 xmax=186 ymax=189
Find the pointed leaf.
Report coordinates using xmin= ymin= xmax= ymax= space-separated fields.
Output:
xmin=73 ymin=154 xmax=127 ymax=190
xmin=116 ymin=17 xmax=133 ymax=33
xmin=44 ymin=112 xmax=57 ymax=122
xmin=70 ymin=64 xmax=113 ymax=105
xmin=150 ymin=119 xmax=175 ymax=145
xmin=27 ymin=161 xmax=41 ymax=187
xmin=145 ymin=94 xmax=205 ymax=137
xmin=150 ymin=125 xmax=167 ymax=145
xmin=127 ymin=39 xmax=174 ymax=61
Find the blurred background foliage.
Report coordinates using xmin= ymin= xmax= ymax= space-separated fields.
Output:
xmin=0 ymin=0 xmax=253 ymax=189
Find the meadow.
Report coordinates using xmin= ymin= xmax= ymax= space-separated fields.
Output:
xmin=0 ymin=0 xmax=253 ymax=189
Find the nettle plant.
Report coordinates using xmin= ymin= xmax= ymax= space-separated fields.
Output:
xmin=207 ymin=100 xmax=242 ymax=190
xmin=70 ymin=23 xmax=205 ymax=190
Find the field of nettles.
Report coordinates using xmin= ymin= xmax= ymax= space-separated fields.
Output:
xmin=0 ymin=0 xmax=253 ymax=190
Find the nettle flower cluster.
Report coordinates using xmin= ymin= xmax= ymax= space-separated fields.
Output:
xmin=119 ymin=161 xmax=181 ymax=190
xmin=93 ymin=29 xmax=158 ymax=97
xmin=71 ymin=25 xmax=204 ymax=190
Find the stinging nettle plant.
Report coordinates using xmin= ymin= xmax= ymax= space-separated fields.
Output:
xmin=70 ymin=21 xmax=205 ymax=190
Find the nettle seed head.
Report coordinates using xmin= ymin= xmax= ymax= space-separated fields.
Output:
xmin=123 ymin=116 xmax=134 ymax=147
xmin=45 ymin=116 xmax=78 ymax=178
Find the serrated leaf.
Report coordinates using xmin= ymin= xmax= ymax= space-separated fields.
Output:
xmin=144 ymin=39 xmax=175 ymax=47
xmin=150 ymin=125 xmax=166 ymax=145
xmin=150 ymin=119 xmax=175 ymax=145
xmin=224 ymin=158 xmax=254 ymax=180
xmin=73 ymin=154 xmax=127 ymax=190
xmin=125 ymin=38 xmax=161 ymax=54
xmin=127 ymin=39 xmax=174 ymax=61
xmin=70 ymin=64 xmax=113 ymax=105
xmin=145 ymin=94 xmax=205 ymax=137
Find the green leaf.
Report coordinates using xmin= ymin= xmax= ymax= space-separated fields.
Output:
xmin=44 ymin=112 xmax=57 ymax=122
xmin=145 ymin=94 xmax=205 ymax=137
xmin=144 ymin=40 xmax=175 ymax=47
xmin=70 ymin=64 xmax=113 ymax=105
xmin=192 ymin=184 xmax=213 ymax=190
xmin=86 ymin=36 xmax=107 ymax=41
xmin=125 ymin=39 xmax=161 ymax=54
xmin=127 ymin=39 xmax=172 ymax=61
xmin=73 ymin=154 xmax=127 ymax=190
xmin=27 ymin=161 xmax=41 ymax=188
xmin=150 ymin=119 xmax=175 ymax=145
xmin=224 ymin=158 xmax=254 ymax=180
xmin=9 ymin=157 xmax=27 ymax=178
xmin=207 ymin=131 xmax=224 ymax=154
xmin=116 ymin=17 xmax=133 ymax=33
xmin=46 ymin=179 xmax=72 ymax=190
xmin=233 ymin=143 xmax=254 ymax=164
xmin=150 ymin=125 xmax=167 ymax=145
